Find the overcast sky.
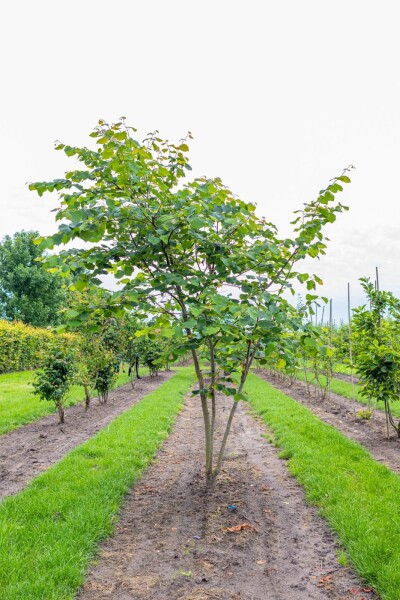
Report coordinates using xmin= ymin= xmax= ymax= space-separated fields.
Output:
xmin=1 ymin=1 xmax=399 ymax=321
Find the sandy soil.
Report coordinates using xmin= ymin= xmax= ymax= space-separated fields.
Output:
xmin=0 ymin=372 xmax=173 ymax=501
xmin=258 ymin=371 xmax=400 ymax=476
xmin=78 ymin=392 xmax=377 ymax=600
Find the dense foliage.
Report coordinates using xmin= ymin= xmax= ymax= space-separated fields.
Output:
xmin=0 ymin=319 xmax=76 ymax=374
xmin=352 ymin=278 xmax=400 ymax=436
xmin=33 ymin=344 xmax=76 ymax=423
xmin=0 ymin=231 xmax=67 ymax=326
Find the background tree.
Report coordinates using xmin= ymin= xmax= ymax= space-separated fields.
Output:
xmin=0 ymin=230 xmax=67 ymax=326
xmin=66 ymin=288 xmax=124 ymax=405
xmin=30 ymin=119 xmax=350 ymax=483
xmin=352 ymin=277 xmax=400 ymax=437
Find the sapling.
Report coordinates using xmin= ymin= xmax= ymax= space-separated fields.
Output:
xmin=94 ymin=348 xmax=117 ymax=404
xmin=353 ymin=277 xmax=400 ymax=438
xmin=33 ymin=344 xmax=75 ymax=423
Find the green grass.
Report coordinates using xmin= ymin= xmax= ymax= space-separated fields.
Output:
xmin=0 ymin=368 xmax=132 ymax=436
xmin=246 ymin=373 xmax=400 ymax=600
xmin=0 ymin=367 xmax=195 ymax=600
xmin=334 ymin=362 xmax=354 ymax=375
xmin=296 ymin=369 xmax=400 ymax=418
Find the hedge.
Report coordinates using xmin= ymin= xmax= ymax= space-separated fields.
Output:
xmin=0 ymin=320 xmax=76 ymax=374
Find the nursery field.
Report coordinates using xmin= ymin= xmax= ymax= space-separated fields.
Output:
xmin=0 ymin=369 xmax=132 ymax=435
xmin=0 ymin=368 xmax=195 ymax=599
xmin=296 ymin=371 xmax=400 ymax=418
xmin=3 ymin=366 xmax=400 ymax=599
xmin=2 ymin=120 xmax=400 ymax=600
xmin=0 ymin=371 xmax=173 ymax=501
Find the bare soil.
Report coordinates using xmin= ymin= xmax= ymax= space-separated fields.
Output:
xmin=257 ymin=370 xmax=400 ymax=476
xmin=0 ymin=372 xmax=173 ymax=501
xmin=78 ymin=392 xmax=377 ymax=600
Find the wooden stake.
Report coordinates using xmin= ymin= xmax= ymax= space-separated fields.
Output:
xmin=376 ymin=266 xmax=381 ymax=328
xmin=348 ymin=282 xmax=356 ymax=403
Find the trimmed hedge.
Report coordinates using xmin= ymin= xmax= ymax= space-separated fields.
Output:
xmin=0 ymin=320 xmax=76 ymax=374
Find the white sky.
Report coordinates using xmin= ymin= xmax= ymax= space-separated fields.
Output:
xmin=1 ymin=0 xmax=399 ymax=321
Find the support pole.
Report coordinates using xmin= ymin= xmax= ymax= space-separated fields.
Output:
xmin=348 ymin=282 xmax=355 ymax=403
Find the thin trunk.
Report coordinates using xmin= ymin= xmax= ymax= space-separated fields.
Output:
xmin=212 ymin=341 xmax=258 ymax=479
xmin=348 ymin=282 xmax=356 ymax=409
xmin=191 ymin=347 xmax=213 ymax=480
xmin=84 ymin=384 xmax=90 ymax=411
xmin=58 ymin=403 xmax=65 ymax=424
xmin=385 ymin=399 xmax=390 ymax=439
xmin=386 ymin=401 xmax=400 ymax=438
xmin=211 ymin=392 xmax=216 ymax=439
xmin=213 ymin=398 xmax=239 ymax=478
xmin=376 ymin=267 xmax=381 ymax=328
xmin=209 ymin=341 xmax=217 ymax=438
xmin=201 ymin=393 xmax=213 ymax=482
xmin=176 ymin=284 xmax=214 ymax=482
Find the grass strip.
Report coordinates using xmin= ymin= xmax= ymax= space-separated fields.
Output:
xmin=0 ymin=368 xmax=132 ymax=436
xmin=246 ymin=373 xmax=400 ymax=600
xmin=296 ymin=370 xmax=400 ymax=418
xmin=0 ymin=367 xmax=195 ymax=600
xmin=334 ymin=362 xmax=353 ymax=375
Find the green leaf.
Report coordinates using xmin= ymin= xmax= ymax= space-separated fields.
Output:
xmin=204 ymin=326 xmax=220 ymax=335
xmin=102 ymin=148 xmax=114 ymax=159
xmin=148 ymin=235 xmax=160 ymax=245
xmin=190 ymin=217 xmax=207 ymax=230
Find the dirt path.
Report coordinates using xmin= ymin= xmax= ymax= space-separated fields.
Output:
xmin=78 ymin=392 xmax=376 ymax=600
xmin=0 ymin=372 xmax=173 ymax=501
xmin=258 ymin=371 xmax=400 ymax=476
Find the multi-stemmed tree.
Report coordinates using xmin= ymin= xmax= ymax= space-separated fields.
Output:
xmin=31 ymin=119 xmax=350 ymax=482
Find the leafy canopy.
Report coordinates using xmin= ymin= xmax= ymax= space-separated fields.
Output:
xmin=0 ymin=230 xmax=67 ymax=326
xmin=30 ymin=118 xmax=351 ymax=479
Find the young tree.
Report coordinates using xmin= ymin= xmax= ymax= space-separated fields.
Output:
xmin=33 ymin=343 xmax=75 ymax=423
xmin=353 ymin=278 xmax=400 ymax=437
xmin=67 ymin=290 xmax=123 ymax=405
xmin=0 ymin=230 xmax=67 ymax=326
xmin=30 ymin=119 xmax=350 ymax=482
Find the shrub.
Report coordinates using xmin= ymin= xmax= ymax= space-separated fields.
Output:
xmin=33 ymin=344 xmax=76 ymax=423
xmin=0 ymin=320 xmax=76 ymax=374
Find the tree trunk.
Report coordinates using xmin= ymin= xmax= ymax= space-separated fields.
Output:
xmin=58 ymin=403 xmax=65 ymax=424
xmin=84 ymin=384 xmax=90 ymax=411
xmin=213 ymin=398 xmax=239 ymax=479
